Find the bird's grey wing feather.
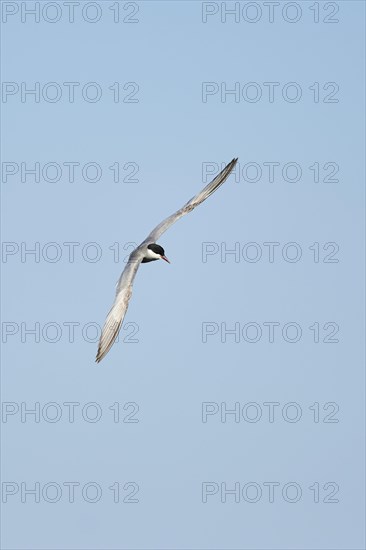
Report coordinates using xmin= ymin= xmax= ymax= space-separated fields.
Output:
xmin=143 ymin=158 xmax=238 ymax=243
xmin=96 ymin=250 xmax=143 ymax=362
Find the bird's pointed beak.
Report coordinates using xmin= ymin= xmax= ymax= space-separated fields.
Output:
xmin=161 ymin=255 xmax=170 ymax=263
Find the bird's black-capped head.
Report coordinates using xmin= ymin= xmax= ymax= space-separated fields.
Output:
xmin=142 ymin=243 xmax=170 ymax=263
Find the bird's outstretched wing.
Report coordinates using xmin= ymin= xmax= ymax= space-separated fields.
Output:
xmin=96 ymin=250 xmax=143 ymax=363
xmin=143 ymin=158 xmax=238 ymax=243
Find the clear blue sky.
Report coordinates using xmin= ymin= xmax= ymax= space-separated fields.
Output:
xmin=1 ymin=1 xmax=365 ymax=549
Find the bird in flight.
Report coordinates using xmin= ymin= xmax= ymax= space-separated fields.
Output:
xmin=96 ymin=157 xmax=238 ymax=362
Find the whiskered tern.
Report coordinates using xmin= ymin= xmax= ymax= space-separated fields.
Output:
xmin=96 ymin=158 xmax=238 ymax=362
